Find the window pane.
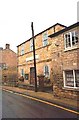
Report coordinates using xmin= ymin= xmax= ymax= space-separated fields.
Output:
xmin=65 ymin=33 xmax=71 ymax=48
xmin=72 ymin=31 xmax=78 ymax=46
xmin=43 ymin=40 xmax=48 ymax=46
xmin=75 ymin=70 xmax=79 ymax=87
xmin=44 ymin=66 xmax=49 ymax=77
xmin=43 ymin=33 xmax=48 ymax=46
xmin=21 ymin=69 xmax=24 ymax=77
xmin=75 ymin=31 xmax=79 ymax=44
xmin=30 ymin=39 xmax=33 ymax=51
xmin=65 ymin=70 xmax=74 ymax=87
xmin=25 ymin=74 xmax=29 ymax=80
xmin=21 ymin=45 xmax=24 ymax=55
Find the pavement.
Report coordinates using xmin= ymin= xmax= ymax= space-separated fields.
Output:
xmin=2 ymin=85 xmax=79 ymax=112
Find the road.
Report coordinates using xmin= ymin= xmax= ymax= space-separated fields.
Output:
xmin=2 ymin=90 xmax=78 ymax=119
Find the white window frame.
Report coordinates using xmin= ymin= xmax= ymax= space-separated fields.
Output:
xmin=64 ymin=31 xmax=78 ymax=50
xmin=21 ymin=44 xmax=24 ymax=55
xmin=42 ymin=32 xmax=48 ymax=46
xmin=21 ymin=69 xmax=24 ymax=77
xmin=30 ymin=39 xmax=33 ymax=51
xmin=44 ymin=65 xmax=50 ymax=78
xmin=63 ymin=70 xmax=79 ymax=89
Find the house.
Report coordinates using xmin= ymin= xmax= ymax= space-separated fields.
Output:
xmin=17 ymin=23 xmax=66 ymax=85
xmin=49 ymin=22 xmax=79 ymax=99
xmin=17 ymin=22 xmax=79 ymax=99
xmin=0 ymin=44 xmax=17 ymax=85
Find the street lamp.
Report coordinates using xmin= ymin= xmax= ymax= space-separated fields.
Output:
xmin=31 ymin=22 xmax=37 ymax=92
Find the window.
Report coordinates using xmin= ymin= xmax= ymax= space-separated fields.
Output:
xmin=72 ymin=31 xmax=78 ymax=45
xmin=3 ymin=64 xmax=7 ymax=70
xmin=21 ymin=44 xmax=24 ymax=55
xmin=65 ymin=33 xmax=71 ymax=48
xmin=25 ymin=74 xmax=29 ymax=80
xmin=43 ymin=32 xmax=48 ymax=46
xmin=21 ymin=69 xmax=24 ymax=77
xmin=44 ymin=65 xmax=50 ymax=77
xmin=75 ymin=70 xmax=79 ymax=87
xmin=63 ymin=70 xmax=79 ymax=88
xmin=64 ymin=31 xmax=78 ymax=49
xmin=0 ymin=63 xmax=7 ymax=70
xmin=30 ymin=39 xmax=33 ymax=51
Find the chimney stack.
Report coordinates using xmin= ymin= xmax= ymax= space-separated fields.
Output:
xmin=5 ymin=44 xmax=10 ymax=49
xmin=0 ymin=47 xmax=3 ymax=50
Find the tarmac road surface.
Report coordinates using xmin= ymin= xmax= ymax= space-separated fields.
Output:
xmin=2 ymin=90 xmax=78 ymax=119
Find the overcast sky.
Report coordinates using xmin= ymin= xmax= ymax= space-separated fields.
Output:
xmin=0 ymin=0 xmax=78 ymax=53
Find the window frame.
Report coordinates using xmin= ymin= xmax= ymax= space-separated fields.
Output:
xmin=63 ymin=70 xmax=79 ymax=89
xmin=64 ymin=31 xmax=78 ymax=50
xmin=44 ymin=65 xmax=50 ymax=77
xmin=42 ymin=32 xmax=48 ymax=46
xmin=21 ymin=44 xmax=24 ymax=55
xmin=30 ymin=39 xmax=33 ymax=51
xmin=21 ymin=69 xmax=24 ymax=77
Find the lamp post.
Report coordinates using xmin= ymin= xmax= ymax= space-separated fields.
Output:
xmin=31 ymin=22 xmax=37 ymax=92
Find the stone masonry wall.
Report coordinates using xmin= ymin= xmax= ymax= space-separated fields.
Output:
xmin=17 ymin=24 xmax=65 ymax=84
xmin=50 ymin=27 xmax=79 ymax=100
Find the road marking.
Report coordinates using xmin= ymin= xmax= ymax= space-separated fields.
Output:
xmin=3 ymin=89 xmax=79 ymax=115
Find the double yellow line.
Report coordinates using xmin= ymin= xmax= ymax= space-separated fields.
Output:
xmin=3 ymin=89 xmax=79 ymax=115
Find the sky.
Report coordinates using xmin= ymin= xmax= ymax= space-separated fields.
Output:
xmin=0 ymin=0 xmax=78 ymax=53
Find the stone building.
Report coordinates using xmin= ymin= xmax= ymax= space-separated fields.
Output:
xmin=0 ymin=44 xmax=17 ymax=85
xmin=17 ymin=23 xmax=66 ymax=85
xmin=17 ymin=22 xmax=79 ymax=99
xmin=49 ymin=22 xmax=79 ymax=99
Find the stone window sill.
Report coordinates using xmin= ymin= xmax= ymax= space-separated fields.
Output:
xmin=62 ymin=87 xmax=79 ymax=92
xmin=64 ymin=46 xmax=79 ymax=52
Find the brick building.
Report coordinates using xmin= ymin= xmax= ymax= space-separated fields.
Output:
xmin=0 ymin=44 xmax=17 ymax=85
xmin=17 ymin=22 xmax=79 ymax=99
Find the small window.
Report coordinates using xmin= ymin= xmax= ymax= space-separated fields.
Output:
xmin=21 ymin=44 xmax=24 ymax=55
xmin=21 ymin=69 xmax=24 ymax=77
xmin=25 ymin=74 xmax=29 ymax=80
xmin=0 ymin=63 xmax=7 ymax=70
xmin=30 ymin=39 xmax=33 ymax=51
xmin=44 ymin=65 xmax=50 ymax=77
xmin=43 ymin=32 xmax=48 ymax=46
xmin=3 ymin=64 xmax=7 ymax=70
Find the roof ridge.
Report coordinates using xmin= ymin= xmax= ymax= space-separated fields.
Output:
xmin=17 ymin=23 xmax=66 ymax=47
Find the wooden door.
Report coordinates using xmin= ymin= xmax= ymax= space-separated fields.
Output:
xmin=30 ymin=67 xmax=35 ymax=85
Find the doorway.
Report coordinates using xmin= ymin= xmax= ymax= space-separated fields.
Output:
xmin=30 ymin=67 xmax=35 ymax=85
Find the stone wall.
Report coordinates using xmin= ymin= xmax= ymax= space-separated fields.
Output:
xmin=17 ymin=24 xmax=65 ymax=84
xmin=50 ymin=27 xmax=79 ymax=100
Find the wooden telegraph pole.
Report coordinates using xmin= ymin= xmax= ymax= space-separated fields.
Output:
xmin=31 ymin=22 xmax=37 ymax=92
